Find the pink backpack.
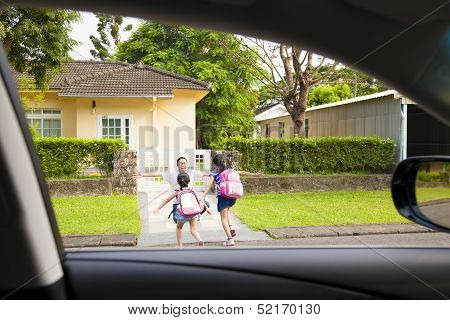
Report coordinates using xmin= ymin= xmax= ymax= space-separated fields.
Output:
xmin=177 ymin=188 xmax=204 ymax=217
xmin=219 ymin=169 xmax=244 ymax=199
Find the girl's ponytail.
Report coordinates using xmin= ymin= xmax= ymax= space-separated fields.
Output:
xmin=177 ymin=173 xmax=190 ymax=188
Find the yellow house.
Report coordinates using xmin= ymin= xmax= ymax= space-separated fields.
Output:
xmin=14 ymin=60 xmax=211 ymax=172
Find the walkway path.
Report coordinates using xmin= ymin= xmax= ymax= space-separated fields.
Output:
xmin=137 ymin=191 xmax=271 ymax=247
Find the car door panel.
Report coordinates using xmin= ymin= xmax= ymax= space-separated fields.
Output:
xmin=63 ymin=258 xmax=371 ymax=299
xmin=61 ymin=248 xmax=450 ymax=299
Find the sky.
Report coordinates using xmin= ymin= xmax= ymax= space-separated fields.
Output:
xmin=68 ymin=11 xmax=337 ymax=74
xmin=69 ymin=11 xmax=141 ymax=60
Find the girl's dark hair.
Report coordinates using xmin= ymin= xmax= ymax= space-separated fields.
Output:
xmin=177 ymin=173 xmax=190 ymax=188
xmin=212 ymin=154 xmax=226 ymax=173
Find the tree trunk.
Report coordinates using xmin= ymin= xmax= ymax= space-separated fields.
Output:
xmin=3 ymin=35 xmax=12 ymax=56
xmin=292 ymin=108 xmax=306 ymax=137
xmin=289 ymin=84 xmax=309 ymax=138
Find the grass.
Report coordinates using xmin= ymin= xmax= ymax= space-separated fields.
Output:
xmin=264 ymin=172 xmax=379 ymax=177
xmin=52 ymin=195 xmax=141 ymax=235
xmin=48 ymin=175 xmax=107 ymax=180
xmin=416 ymin=187 xmax=450 ymax=203
xmin=232 ymin=188 xmax=450 ymax=231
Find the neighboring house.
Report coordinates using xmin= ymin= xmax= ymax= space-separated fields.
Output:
xmin=14 ymin=60 xmax=211 ymax=173
xmin=255 ymin=90 xmax=450 ymax=161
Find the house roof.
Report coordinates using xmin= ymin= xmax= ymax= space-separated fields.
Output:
xmin=13 ymin=60 xmax=211 ymax=98
xmin=254 ymin=104 xmax=289 ymax=122
xmin=255 ymin=90 xmax=400 ymax=122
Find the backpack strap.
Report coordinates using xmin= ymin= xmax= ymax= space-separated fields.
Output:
xmin=168 ymin=203 xmax=178 ymax=222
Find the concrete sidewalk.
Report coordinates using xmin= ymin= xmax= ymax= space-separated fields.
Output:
xmin=148 ymin=232 xmax=450 ymax=248
xmin=62 ymin=234 xmax=136 ymax=248
xmin=62 ymin=222 xmax=435 ymax=248
xmin=265 ymin=223 xmax=435 ymax=239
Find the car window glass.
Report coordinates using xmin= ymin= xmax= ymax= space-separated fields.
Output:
xmin=4 ymin=8 xmax=450 ymax=250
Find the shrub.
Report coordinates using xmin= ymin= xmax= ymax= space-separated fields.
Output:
xmin=417 ymin=171 xmax=449 ymax=182
xmin=220 ymin=136 xmax=396 ymax=174
xmin=33 ymin=137 xmax=125 ymax=178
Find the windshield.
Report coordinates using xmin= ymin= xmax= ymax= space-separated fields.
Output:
xmin=3 ymin=8 xmax=450 ymax=251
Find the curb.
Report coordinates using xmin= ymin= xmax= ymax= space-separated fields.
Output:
xmin=61 ymin=224 xmax=436 ymax=248
xmin=265 ymin=223 xmax=435 ymax=239
xmin=62 ymin=234 xmax=137 ymax=248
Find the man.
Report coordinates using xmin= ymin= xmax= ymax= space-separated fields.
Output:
xmin=134 ymin=156 xmax=205 ymax=188
xmin=134 ymin=156 xmax=208 ymax=223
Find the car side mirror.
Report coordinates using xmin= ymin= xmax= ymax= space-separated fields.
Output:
xmin=391 ymin=156 xmax=450 ymax=233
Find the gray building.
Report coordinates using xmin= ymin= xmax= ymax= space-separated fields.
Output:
xmin=255 ymin=90 xmax=450 ymax=162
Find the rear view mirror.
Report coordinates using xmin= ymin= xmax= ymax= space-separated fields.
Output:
xmin=391 ymin=157 xmax=450 ymax=233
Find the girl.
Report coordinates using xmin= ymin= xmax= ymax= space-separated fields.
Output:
xmin=154 ymin=173 xmax=212 ymax=248
xmin=201 ymin=154 xmax=261 ymax=246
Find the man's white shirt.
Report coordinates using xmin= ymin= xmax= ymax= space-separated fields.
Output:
xmin=163 ymin=169 xmax=204 ymax=203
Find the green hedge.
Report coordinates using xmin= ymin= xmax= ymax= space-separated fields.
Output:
xmin=220 ymin=136 xmax=396 ymax=174
xmin=34 ymin=137 xmax=126 ymax=178
xmin=417 ymin=171 xmax=449 ymax=182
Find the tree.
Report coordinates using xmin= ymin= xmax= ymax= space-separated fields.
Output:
xmin=17 ymin=77 xmax=45 ymax=111
xmin=0 ymin=8 xmax=80 ymax=89
xmin=115 ymin=22 xmax=262 ymax=148
xmin=89 ymin=13 xmax=132 ymax=60
xmin=245 ymin=41 xmax=389 ymax=133
xmin=255 ymin=81 xmax=285 ymax=114
xmin=312 ymin=65 xmax=388 ymax=97
xmin=308 ymin=83 xmax=352 ymax=106
xmin=233 ymin=39 xmax=338 ymax=137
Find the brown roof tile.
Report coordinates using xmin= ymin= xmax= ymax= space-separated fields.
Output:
xmin=13 ymin=60 xmax=211 ymax=97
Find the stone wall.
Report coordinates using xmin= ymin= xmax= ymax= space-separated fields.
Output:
xmin=112 ymin=150 xmax=138 ymax=194
xmin=47 ymin=150 xmax=138 ymax=196
xmin=242 ymin=175 xmax=392 ymax=194
xmin=47 ymin=178 xmax=112 ymax=197
xmin=416 ymin=182 xmax=450 ymax=189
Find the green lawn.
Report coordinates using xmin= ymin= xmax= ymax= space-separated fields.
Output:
xmin=52 ymin=195 xmax=141 ymax=235
xmin=264 ymin=172 xmax=376 ymax=177
xmin=232 ymin=188 xmax=450 ymax=231
xmin=416 ymin=187 xmax=450 ymax=203
xmin=48 ymin=175 xmax=106 ymax=180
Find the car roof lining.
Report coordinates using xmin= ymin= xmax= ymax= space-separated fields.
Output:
xmin=342 ymin=0 xmax=449 ymax=25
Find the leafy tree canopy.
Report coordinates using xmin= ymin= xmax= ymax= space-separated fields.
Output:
xmin=312 ymin=65 xmax=388 ymax=98
xmin=0 ymin=8 xmax=80 ymax=89
xmin=90 ymin=13 xmax=132 ymax=61
xmin=308 ymin=83 xmax=353 ymax=106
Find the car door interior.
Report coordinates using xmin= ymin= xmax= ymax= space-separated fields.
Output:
xmin=1 ymin=0 xmax=450 ymax=300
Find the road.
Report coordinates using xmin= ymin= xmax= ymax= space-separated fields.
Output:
xmin=143 ymin=232 xmax=450 ymax=248
xmin=419 ymin=199 xmax=450 ymax=228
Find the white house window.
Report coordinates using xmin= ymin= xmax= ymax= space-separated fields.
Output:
xmin=265 ymin=123 xmax=271 ymax=138
xmin=278 ymin=122 xmax=285 ymax=138
xmin=99 ymin=115 xmax=131 ymax=146
xmin=26 ymin=109 xmax=62 ymax=137
xmin=195 ymin=153 xmax=205 ymax=171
